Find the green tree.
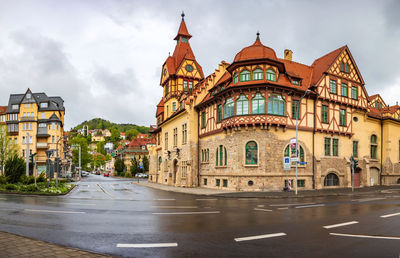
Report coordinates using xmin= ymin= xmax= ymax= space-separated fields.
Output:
xmin=93 ymin=153 xmax=106 ymax=169
xmin=105 ymin=154 xmax=112 ymax=161
xmin=5 ymin=154 xmax=26 ymax=183
xmin=130 ymin=157 xmax=138 ymax=175
xmin=96 ymin=141 xmax=106 ymax=155
xmin=70 ymin=135 xmax=92 ymax=170
xmin=126 ymin=129 xmax=139 ymax=140
xmin=0 ymin=126 xmax=18 ymax=175
xmin=110 ymin=128 xmax=120 ymax=144
xmin=114 ymin=158 xmax=126 ymax=175
xmin=142 ymin=155 xmax=149 ymax=172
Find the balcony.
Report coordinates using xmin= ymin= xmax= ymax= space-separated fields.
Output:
xmin=20 ymin=116 xmax=37 ymax=122
xmin=37 ymin=127 xmax=50 ymax=137
xmin=37 ymin=142 xmax=48 ymax=149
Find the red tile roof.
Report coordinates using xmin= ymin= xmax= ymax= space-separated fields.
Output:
xmin=0 ymin=106 xmax=7 ymax=114
xmin=174 ymin=17 xmax=192 ymax=40
xmin=311 ymin=46 xmax=346 ymax=85
xmin=233 ymin=35 xmax=277 ymax=63
xmin=156 ymin=98 xmax=164 ymax=116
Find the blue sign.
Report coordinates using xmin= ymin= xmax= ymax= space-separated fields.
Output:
xmin=297 ymin=161 xmax=307 ymax=165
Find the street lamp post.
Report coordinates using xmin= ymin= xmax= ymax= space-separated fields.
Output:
xmin=72 ymin=144 xmax=81 ymax=180
xmin=295 ymin=89 xmax=311 ymax=195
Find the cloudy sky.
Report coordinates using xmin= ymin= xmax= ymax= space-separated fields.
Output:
xmin=0 ymin=0 xmax=399 ymax=129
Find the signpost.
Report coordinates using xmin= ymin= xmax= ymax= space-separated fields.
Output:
xmin=283 ymin=157 xmax=290 ymax=191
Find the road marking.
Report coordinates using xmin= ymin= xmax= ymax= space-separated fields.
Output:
xmin=257 ymin=205 xmax=265 ymax=208
xmin=254 ymin=208 xmax=273 ymax=212
xmin=24 ymin=209 xmax=85 ymax=214
xmin=196 ymin=199 xmax=217 ymax=201
xmin=278 ymin=207 xmax=289 ymax=210
xmin=152 ymin=211 xmax=220 ymax=215
xmin=97 ymin=184 xmax=114 ymax=198
xmin=235 ymin=233 xmax=286 ymax=242
xmin=352 ymin=197 xmax=386 ymax=203
xmin=154 ymin=199 xmax=176 ymax=201
xmin=380 ymin=212 xmax=400 ymax=218
xmin=152 ymin=206 xmax=198 ymax=209
xmin=296 ymin=204 xmax=325 ymax=209
xmin=270 ymin=202 xmax=315 ymax=207
xmin=323 ymin=221 xmax=359 ymax=229
xmin=48 ymin=201 xmax=96 ymax=206
xmin=0 ymin=198 xmax=6 ymax=200
xmin=238 ymin=198 xmax=258 ymax=201
xmin=330 ymin=233 xmax=400 ymax=240
xmin=117 ymin=243 xmax=178 ymax=248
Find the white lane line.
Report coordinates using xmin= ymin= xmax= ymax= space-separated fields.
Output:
xmin=154 ymin=199 xmax=176 ymax=201
xmin=296 ymin=204 xmax=325 ymax=209
xmin=278 ymin=207 xmax=289 ymax=210
xmin=352 ymin=197 xmax=386 ymax=203
xmin=196 ymin=199 xmax=217 ymax=201
xmin=380 ymin=212 xmax=400 ymax=218
xmin=48 ymin=202 xmax=96 ymax=206
xmin=117 ymin=243 xmax=178 ymax=248
xmin=0 ymin=198 xmax=6 ymax=200
xmin=24 ymin=209 xmax=85 ymax=214
xmin=152 ymin=211 xmax=220 ymax=215
xmin=152 ymin=206 xmax=198 ymax=209
xmin=330 ymin=233 xmax=400 ymax=240
xmin=238 ymin=198 xmax=258 ymax=201
xmin=270 ymin=202 xmax=315 ymax=207
xmin=323 ymin=221 xmax=359 ymax=229
xmin=235 ymin=233 xmax=286 ymax=242
xmin=254 ymin=208 xmax=273 ymax=212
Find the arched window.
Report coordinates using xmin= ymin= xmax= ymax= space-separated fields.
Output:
xmin=158 ymin=157 xmax=162 ymax=171
xmin=268 ymin=95 xmax=285 ymax=116
xmin=284 ymin=145 xmax=305 ymax=166
xmin=216 ymin=145 xmax=227 ymax=166
xmin=266 ymin=69 xmax=276 ymax=81
xmin=253 ymin=69 xmax=263 ymax=80
xmin=397 ymin=178 xmax=400 ymax=184
xmin=245 ymin=141 xmax=258 ymax=165
xmin=371 ymin=134 xmax=378 ymax=159
xmin=224 ymin=98 xmax=234 ymax=118
xmin=324 ymin=173 xmax=339 ymax=186
xmin=252 ymin=93 xmax=265 ymax=114
xmin=240 ymin=70 xmax=251 ymax=82
xmin=233 ymin=73 xmax=238 ymax=84
xmin=236 ymin=94 xmax=249 ymax=115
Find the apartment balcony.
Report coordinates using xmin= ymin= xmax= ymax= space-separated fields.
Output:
xmin=37 ymin=128 xmax=50 ymax=137
xmin=20 ymin=116 xmax=37 ymax=122
xmin=36 ymin=142 xmax=48 ymax=149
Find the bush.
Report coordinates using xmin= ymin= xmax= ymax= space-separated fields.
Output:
xmin=20 ymin=175 xmax=35 ymax=185
xmin=25 ymin=184 xmax=39 ymax=192
xmin=125 ymin=171 xmax=132 ymax=178
xmin=37 ymin=172 xmax=46 ymax=183
xmin=5 ymin=184 xmax=17 ymax=191
xmin=5 ymin=154 xmax=26 ymax=183
xmin=0 ymin=175 xmax=7 ymax=184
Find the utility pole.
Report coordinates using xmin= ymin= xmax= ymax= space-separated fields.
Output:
xmin=79 ymin=145 xmax=81 ymax=179
xmin=34 ymin=154 xmax=37 ymax=187
xmin=26 ymin=132 xmax=29 ymax=176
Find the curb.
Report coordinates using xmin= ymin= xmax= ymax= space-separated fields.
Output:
xmin=0 ymin=184 xmax=76 ymax=197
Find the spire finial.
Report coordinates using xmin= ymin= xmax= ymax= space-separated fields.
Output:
xmin=181 ymin=11 xmax=185 ymax=20
xmin=256 ymin=31 xmax=260 ymax=41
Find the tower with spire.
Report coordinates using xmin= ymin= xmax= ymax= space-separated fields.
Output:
xmin=157 ymin=13 xmax=204 ymax=123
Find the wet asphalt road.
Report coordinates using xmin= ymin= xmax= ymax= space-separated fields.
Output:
xmin=0 ymin=174 xmax=400 ymax=258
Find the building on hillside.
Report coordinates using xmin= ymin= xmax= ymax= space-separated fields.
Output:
xmin=120 ymin=132 xmax=126 ymax=140
xmin=0 ymin=106 xmax=7 ymax=125
xmin=103 ymin=129 xmax=111 ymax=137
xmin=6 ymin=88 xmax=65 ymax=175
xmin=92 ymin=135 xmax=105 ymax=142
xmin=148 ymin=14 xmax=400 ymax=191
xmin=137 ymin=133 xmax=148 ymax=139
xmin=105 ymin=142 xmax=114 ymax=153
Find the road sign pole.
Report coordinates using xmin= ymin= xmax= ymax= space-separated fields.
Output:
xmin=26 ymin=132 xmax=29 ymax=176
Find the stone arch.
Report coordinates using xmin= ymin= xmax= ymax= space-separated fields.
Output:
xmin=324 ymin=172 xmax=339 ymax=186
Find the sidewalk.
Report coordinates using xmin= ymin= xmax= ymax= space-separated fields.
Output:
xmin=0 ymin=231 xmax=111 ymax=258
xmin=135 ymin=181 xmax=400 ymax=198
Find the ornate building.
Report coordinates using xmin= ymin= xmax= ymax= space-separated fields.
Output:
xmin=149 ymin=15 xmax=400 ymax=191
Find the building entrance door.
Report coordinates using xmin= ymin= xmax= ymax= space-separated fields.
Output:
xmin=353 ymin=167 xmax=361 ymax=188
xmin=173 ymin=159 xmax=178 ymax=184
xmin=370 ymin=167 xmax=379 ymax=186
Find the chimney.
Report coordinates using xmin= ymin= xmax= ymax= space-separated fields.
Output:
xmin=284 ymin=49 xmax=293 ymax=61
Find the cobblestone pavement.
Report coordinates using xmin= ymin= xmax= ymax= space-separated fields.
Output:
xmin=0 ymin=231 xmax=112 ymax=258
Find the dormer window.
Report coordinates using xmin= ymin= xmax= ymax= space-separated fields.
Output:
xmin=292 ymin=80 xmax=300 ymax=85
xmin=12 ymin=104 xmax=18 ymax=110
xmin=40 ymin=102 xmax=48 ymax=108
xmin=26 ymin=93 xmax=31 ymax=99
xmin=181 ymin=37 xmax=188 ymax=43
xmin=375 ymin=102 xmax=382 ymax=109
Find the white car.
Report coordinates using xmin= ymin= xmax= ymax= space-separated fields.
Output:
xmin=81 ymin=171 xmax=89 ymax=177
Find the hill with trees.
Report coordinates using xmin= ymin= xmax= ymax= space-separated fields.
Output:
xmin=72 ymin=118 xmax=149 ymax=137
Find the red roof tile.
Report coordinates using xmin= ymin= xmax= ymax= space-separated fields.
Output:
xmin=233 ymin=34 xmax=277 ymax=63
xmin=311 ymin=46 xmax=346 ymax=85
xmin=174 ymin=17 xmax=192 ymax=40
xmin=0 ymin=106 xmax=7 ymax=114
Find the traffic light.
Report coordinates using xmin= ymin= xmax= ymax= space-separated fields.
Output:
xmin=353 ymin=159 xmax=358 ymax=170
xmin=29 ymin=155 xmax=33 ymax=164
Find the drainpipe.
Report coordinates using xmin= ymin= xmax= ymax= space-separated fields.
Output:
xmin=380 ymin=110 xmax=383 ymax=185
xmin=312 ymin=95 xmax=316 ymax=190
xmin=197 ymin=107 xmax=200 ymax=187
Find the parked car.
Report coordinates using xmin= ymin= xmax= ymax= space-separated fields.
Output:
xmin=81 ymin=171 xmax=89 ymax=177
xmin=95 ymin=170 xmax=101 ymax=175
xmin=104 ymin=172 xmax=110 ymax=177
xmin=136 ymin=173 xmax=148 ymax=178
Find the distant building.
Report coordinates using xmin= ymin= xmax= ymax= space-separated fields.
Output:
xmin=0 ymin=106 xmax=7 ymax=125
xmin=105 ymin=142 xmax=114 ymax=153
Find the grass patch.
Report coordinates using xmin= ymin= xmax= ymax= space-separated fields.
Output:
xmin=0 ymin=180 xmax=74 ymax=195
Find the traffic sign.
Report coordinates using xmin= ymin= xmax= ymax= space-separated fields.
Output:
xmin=297 ymin=161 xmax=307 ymax=165
xmin=283 ymin=157 xmax=291 ymax=170
xmin=291 ymin=157 xmax=299 ymax=162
